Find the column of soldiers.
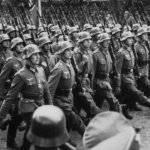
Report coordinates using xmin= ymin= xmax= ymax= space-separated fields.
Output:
xmin=0 ymin=9 xmax=149 ymax=150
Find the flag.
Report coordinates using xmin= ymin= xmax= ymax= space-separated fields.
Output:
xmin=29 ymin=0 xmax=42 ymax=28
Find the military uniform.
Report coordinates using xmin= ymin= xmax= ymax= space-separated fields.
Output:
xmin=0 ymin=62 xmax=52 ymax=150
xmin=134 ymin=40 xmax=150 ymax=96
xmin=0 ymin=49 xmax=13 ymax=72
xmin=73 ymin=46 xmax=100 ymax=118
xmin=39 ymin=52 xmax=56 ymax=80
xmin=48 ymin=60 xmax=85 ymax=135
xmin=92 ymin=46 xmax=120 ymax=111
xmin=112 ymin=36 xmax=122 ymax=55
xmin=116 ymin=45 xmax=150 ymax=108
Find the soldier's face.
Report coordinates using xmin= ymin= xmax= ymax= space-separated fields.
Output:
xmin=2 ymin=40 xmax=10 ymax=48
xmin=26 ymin=39 xmax=33 ymax=45
xmin=126 ymin=37 xmax=134 ymax=46
xmin=62 ymin=48 xmax=72 ymax=60
xmin=43 ymin=43 xmax=51 ymax=52
xmin=30 ymin=53 xmax=40 ymax=65
xmin=141 ymin=33 xmax=148 ymax=41
xmin=16 ymin=43 xmax=24 ymax=53
xmin=72 ymin=32 xmax=78 ymax=38
xmin=83 ymin=39 xmax=92 ymax=48
xmin=9 ymin=31 xmax=16 ymax=38
xmin=115 ymin=32 xmax=121 ymax=39
xmin=0 ymin=30 xmax=4 ymax=35
xmin=102 ymin=40 xmax=110 ymax=48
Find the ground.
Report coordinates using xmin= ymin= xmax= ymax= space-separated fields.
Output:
xmin=0 ymin=106 xmax=150 ymax=150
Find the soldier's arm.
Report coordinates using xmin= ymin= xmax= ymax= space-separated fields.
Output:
xmin=116 ymin=50 xmax=124 ymax=75
xmin=0 ymin=60 xmax=12 ymax=100
xmin=48 ymin=63 xmax=62 ymax=100
xmin=44 ymin=81 xmax=53 ymax=105
xmin=0 ymin=74 xmax=24 ymax=119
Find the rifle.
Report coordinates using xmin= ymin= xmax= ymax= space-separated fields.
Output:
xmin=132 ymin=43 xmax=141 ymax=78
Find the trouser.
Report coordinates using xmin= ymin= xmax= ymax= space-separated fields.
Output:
xmin=137 ymin=76 xmax=150 ymax=97
xmin=74 ymin=91 xmax=100 ymax=118
xmin=121 ymin=82 xmax=150 ymax=108
xmin=94 ymin=83 xmax=120 ymax=112
xmin=54 ymin=94 xmax=86 ymax=136
xmin=20 ymin=113 xmax=32 ymax=150
xmin=7 ymin=105 xmax=23 ymax=145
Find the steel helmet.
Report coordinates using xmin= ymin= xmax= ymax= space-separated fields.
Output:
xmin=48 ymin=24 xmax=53 ymax=29
xmin=90 ymin=27 xmax=102 ymax=36
xmin=121 ymin=31 xmax=134 ymax=41
xmin=31 ymin=25 xmax=36 ymax=30
xmin=50 ymin=25 xmax=59 ymax=32
xmin=23 ymin=44 xmax=40 ymax=59
xmin=37 ymin=26 xmax=45 ymax=35
xmin=115 ymin=24 xmax=122 ymax=29
xmin=6 ymin=26 xmax=16 ymax=34
xmin=38 ymin=37 xmax=51 ymax=48
xmin=58 ymin=41 xmax=73 ymax=54
xmin=23 ymin=24 xmax=33 ymax=33
xmin=38 ymin=32 xmax=49 ymax=38
xmin=58 ymin=35 xmax=70 ymax=42
xmin=0 ymin=23 xmax=3 ymax=31
xmin=78 ymin=31 xmax=91 ymax=43
xmin=83 ymin=112 xmax=140 ymax=150
xmin=105 ymin=28 xmax=111 ymax=34
xmin=137 ymin=27 xmax=148 ymax=36
xmin=112 ymin=27 xmax=121 ymax=35
xmin=23 ymin=34 xmax=32 ymax=41
xmin=27 ymin=105 xmax=69 ymax=148
xmin=11 ymin=37 xmax=23 ymax=49
xmin=123 ymin=25 xmax=131 ymax=32
xmin=68 ymin=27 xmax=78 ymax=35
xmin=0 ymin=34 xmax=10 ymax=43
xmin=132 ymin=24 xmax=141 ymax=31
xmin=54 ymin=30 xmax=62 ymax=37
xmin=98 ymin=33 xmax=110 ymax=43
xmin=96 ymin=23 xmax=103 ymax=28
xmin=83 ymin=24 xmax=92 ymax=31
xmin=147 ymin=26 xmax=150 ymax=33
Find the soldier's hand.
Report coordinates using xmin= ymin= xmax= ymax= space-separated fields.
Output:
xmin=114 ymin=87 xmax=121 ymax=96
xmin=82 ymin=54 xmax=88 ymax=63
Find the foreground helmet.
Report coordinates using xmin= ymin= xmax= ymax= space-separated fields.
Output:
xmin=121 ymin=31 xmax=134 ymax=41
xmin=23 ymin=44 xmax=40 ymax=59
xmin=137 ymin=27 xmax=148 ymax=36
xmin=27 ymin=105 xmax=69 ymax=148
xmin=38 ymin=37 xmax=51 ymax=48
xmin=0 ymin=34 xmax=10 ymax=43
xmin=78 ymin=32 xmax=91 ymax=43
xmin=112 ymin=27 xmax=121 ymax=35
xmin=38 ymin=32 xmax=49 ymax=38
xmin=11 ymin=37 xmax=23 ymax=49
xmin=90 ymin=27 xmax=102 ymax=36
xmin=6 ymin=26 xmax=16 ymax=34
xmin=58 ymin=41 xmax=73 ymax=54
xmin=83 ymin=112 xmax=140 ymax=150
xmin=98 ymin=33 xmax=110 ymax=43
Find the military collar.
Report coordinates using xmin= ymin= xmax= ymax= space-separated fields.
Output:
xmin=60 ymin=60 xmax=72 ymax=68
xmin=26 ymin=63 xmax=38 ymax=73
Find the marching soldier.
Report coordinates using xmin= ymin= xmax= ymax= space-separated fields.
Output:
xmin=92 ymin=33 xmax=121 ymax=112
xmin=83 ymin=24 xmax=93 ymax=33
xmin=90 ymin=27 xmax=102 ymax=52
xmin=68 ymin=27 xmax=79 ymax=48
xmin=116 ymin=31 xmax=150 ymax=112
xmin=0 ymin=34 xmax=13 ymax=72
xmin=6 ymin=26 xmax=16 ymax=40
xmin=134 ymin=27 xmax=150 ymax=97
xmin=111 ymin=27 xmax=122 ymax=55
xmin=48 ymin=41 xmax=86 ymax=136
xmin=0 ymin=37 xmax=25 ymax=149
xmin=38 ymin=36 xmax=56 ymax=80
xmin=23 ymin=34 xmax=34 ymax=45
xmin=0 ymin=44 xmax=52 ymax=150
xmin=73 ymin=31 xmax=100 ymax=119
